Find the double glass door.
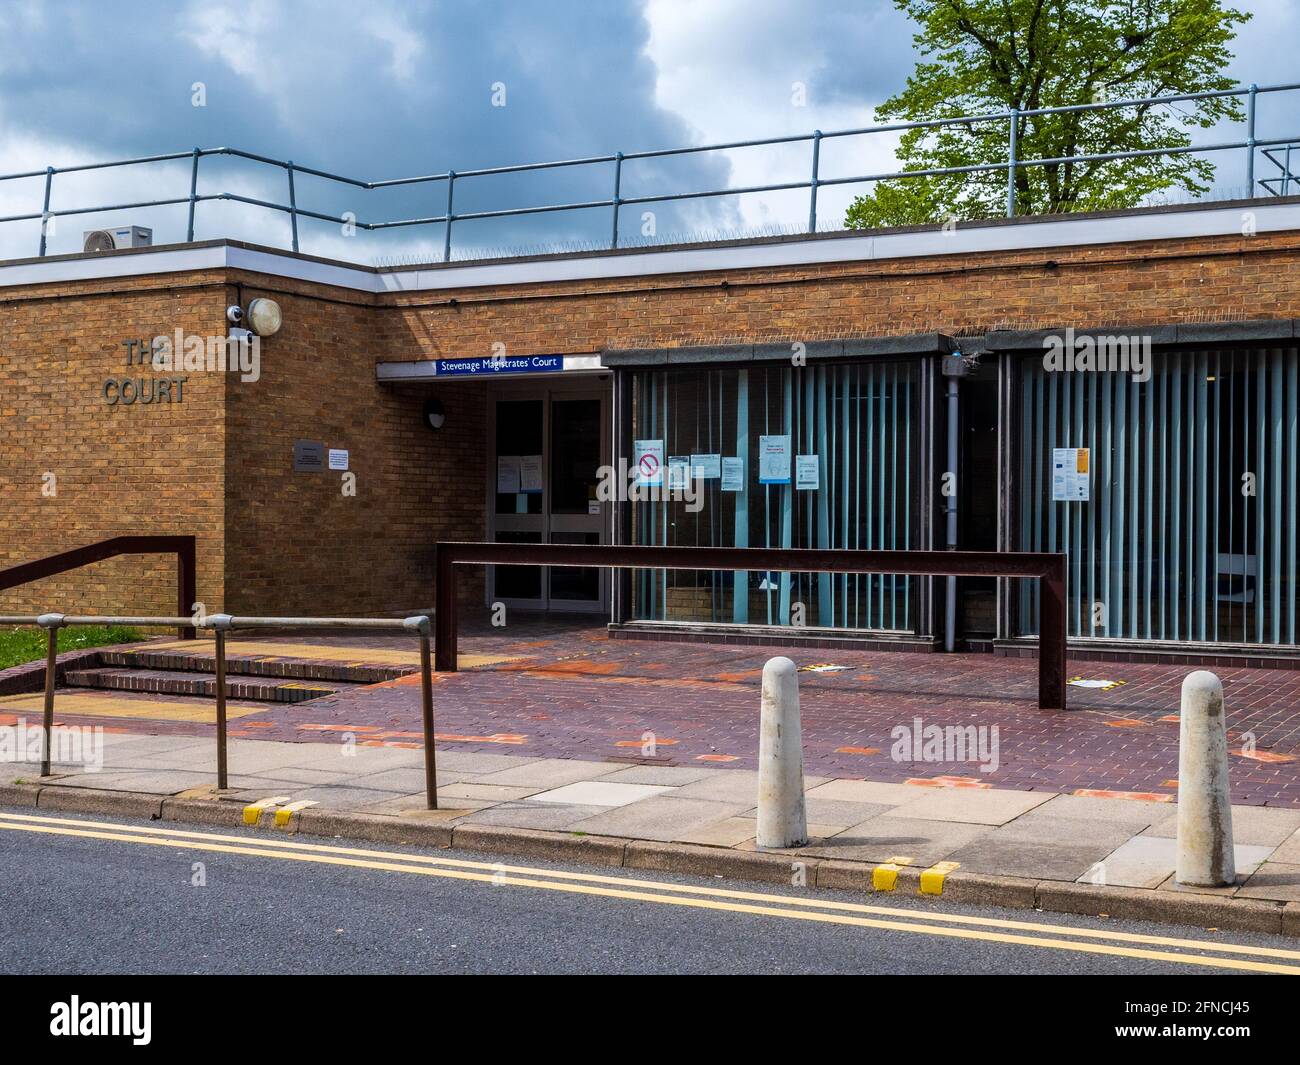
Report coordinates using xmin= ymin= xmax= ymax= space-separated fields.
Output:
xmin=489 ymin=388 xmax=609 ymax=612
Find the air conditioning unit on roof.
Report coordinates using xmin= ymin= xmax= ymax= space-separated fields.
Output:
xmin=83 ymin=225 xmax=152 ymax=253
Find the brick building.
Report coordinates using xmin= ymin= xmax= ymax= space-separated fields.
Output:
xmin=2 ymin=195 xmax=1299 ymax=663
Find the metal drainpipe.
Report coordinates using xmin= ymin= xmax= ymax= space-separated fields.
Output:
xmin=944 ymin=374 xmax=959 ymax=652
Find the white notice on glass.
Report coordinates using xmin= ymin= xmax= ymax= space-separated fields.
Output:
xmin=1052 ymin=447 xmax=1090 ymax=501
xmin=667 ymin=456 xmax=690 ymax=490
xmin=721 ymin=457 xmax=744 ymax=492
xmin=497 ymin=456 xmax=521 ymax=494
xmin=758 ymin=435 xmax=791 ymax=484
xmin=520 ymin=455 xmax=543 ymax=493
xmin=796 ymin=454 xmax=820 ymax=490
xmin=691 ymin=453 xmax=721 ymax=480
xmin=634 ymin=439 xmax=664 ymax=486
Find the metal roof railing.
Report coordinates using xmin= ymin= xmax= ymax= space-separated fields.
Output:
xmin=2 ymin=80 xmax=1298 ymax=263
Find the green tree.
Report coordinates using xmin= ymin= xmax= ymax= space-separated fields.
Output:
xmin=845 ymin=0 xmax=1250 ymax=227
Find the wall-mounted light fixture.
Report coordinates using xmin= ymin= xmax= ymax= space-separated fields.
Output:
xmin=423 ymin=397 xmax=446 ymax=431
xmin=246 ymin=298 xmax=283 ymax=337
xmin=227 ymin=299 xmax=283 ymax=336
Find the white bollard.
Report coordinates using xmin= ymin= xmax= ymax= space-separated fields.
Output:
xmin=757 ymin=656 xmax=808 ymax=849
xmin=1176 ymin=670 xmax=1236 ymax=887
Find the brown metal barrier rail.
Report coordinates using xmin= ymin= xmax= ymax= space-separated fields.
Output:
xmin=0 ymin=612 xmax=440 ymax=808
xmin=434 ymin=542 xmax=1068 ymax=710
xmin=0 ymin=536 xmax=197 ymax=640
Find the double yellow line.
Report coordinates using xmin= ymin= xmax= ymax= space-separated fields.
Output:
xmin=2 ymin=810 xmax=1297 ymax=974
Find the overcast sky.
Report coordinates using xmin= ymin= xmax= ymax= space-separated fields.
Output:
xmin=0 ymin=0 xmax=1294 ymax=262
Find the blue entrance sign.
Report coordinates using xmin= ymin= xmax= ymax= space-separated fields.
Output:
xmin=435 ymin=355 xmax=564 ymax=376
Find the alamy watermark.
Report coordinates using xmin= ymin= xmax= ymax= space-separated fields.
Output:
xmin=50 ymin=996 xmax=150 ymax=1045
xmin=1042 ymin=327 xmax=1151 ymax=383
xmin=0 ymin=717 xmax=104 ymax=771
xmin=596 ymin=460 xmax=704 ymax=513
xmin=890 ymin=716 xmax=999 ymax=774
xmin=148 ymin=329 xmax=260 ymax=382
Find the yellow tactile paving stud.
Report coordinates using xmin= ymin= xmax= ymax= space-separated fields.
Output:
xmin=148 ymin=638 xmax=524 ymax=671
xmin=273 ymin=800 xmax=319 ymax=828
xmin=242 ymin=796 xmax=291 ymax=826
xmin=919 ymin=861 xmax=960 ymax=895
xmin=870 ymin=857 xmax=912 ymax=892
xmin=0 ymin=691 xmax=266 ymax=723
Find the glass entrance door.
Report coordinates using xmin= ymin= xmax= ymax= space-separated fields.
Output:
xmin=489 ymin=389 xmax=609 ymax=613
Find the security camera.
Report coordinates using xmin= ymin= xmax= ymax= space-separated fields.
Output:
xmin=226 ymin=305 xmax=244 ymax=324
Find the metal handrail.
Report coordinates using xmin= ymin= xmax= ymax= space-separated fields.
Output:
xmin=431 ymin=542 xmax=1069 ymax=710
xmin=6 ymin=80 xmax=1299 ymax=262
xmin=0 ymin=537 xmax=197 ymax=639
xmin=0 ymin=612 xmax=438 ymax=807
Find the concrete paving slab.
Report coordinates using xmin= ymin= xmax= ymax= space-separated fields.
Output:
xmin=1142 ymin=804 xmax=1300 ymax=848
xmin=885 ymin=787 xmax=1053 ymax=826
xmin=672 ymin=770 xmax=761 ymax=804
xmin=360 ymin=793 xmax=495 ymax=817
xmin=1235 ymin=861 xmax=1300 ymax=902
xmin=1079 ymin=835 xmax=1176 ymax=889
xmin=736 ymin=824 xmax=847 ymax=851
xmin=1272 ymin=828 xmax=1300 ymax=865
xmin=740 ymin=798 xmax=892 ymax=829
xmin=1021 ymin=792 xmax=1172 ymax=830
xmin=598 ymin=764 xmax=722 ymax=786
xmin=943 ymin=815 xmax=1137 ymax=881
xmin=96 ymin=735 xmax=220 ymax=756
xmin=47 ymin=770 xmax=211 ymax=794
xmin=268 ymin=742 xmax=414 ymax=770
xmin=221 ymin=775 xmax=362 ymax=794
xmin=803 ymin=779 xmax=926 ymax=806
xmin=431 ymin=751 xmax=541 ymax=774
xmin=567 ymin=796 xmax=753 ymax=843
xmin=674 ymin=816 xmax=758 ymax=848
xmin=351 ymin=766 xmax=475 ymax=792
xmin=529 ymin=780 xmax=678 ymax=807
xmin=99 ymin=743 xmax=215 ymax=769
xmin=210 ymin=742 xmax=337 ymax=775
xmin=275 ymin=785 xmax=403 ymax=810
xmin=437 ymin=782 xmax=544 ymax=803
xmin=258 ymin=766 xmax=375 ymax=787
xmin=748 ymin=827 xmax=847 ymax=847
xmin=1090 ymin=835 xmax=1276 ymax=889
xmin=799 ymin=815 xmax=992 ymax=866
xmin=458 ymin=801 xmax=607 ymax=831
xmin=0 ymin=763 xmax=43 ymax=784
xmin=470 ymin=759 xmax=623 ymax=789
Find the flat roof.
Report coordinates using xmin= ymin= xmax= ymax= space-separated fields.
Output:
xmin=2 ymin=195 xmax=1298 ymax=296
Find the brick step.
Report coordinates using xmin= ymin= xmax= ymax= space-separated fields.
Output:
xmin=61 ymin=667 xmax=347 ymax=703
xmin=97 ymin=648 xmax=412 ymax=684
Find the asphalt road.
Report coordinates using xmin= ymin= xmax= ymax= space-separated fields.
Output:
xmin=0 ymin=805 xmax=1296 ymax=977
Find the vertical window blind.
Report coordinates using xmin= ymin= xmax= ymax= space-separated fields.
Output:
xmin=629 ymin=361 xmax=917 ymax=631
xmin=1018 ymin=348 xmax=1300 ymax=645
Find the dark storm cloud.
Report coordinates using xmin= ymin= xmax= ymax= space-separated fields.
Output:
xmin=0 ymin=0 xmax=733 ymax=254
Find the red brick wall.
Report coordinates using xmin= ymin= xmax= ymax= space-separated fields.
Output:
xmin=222 ymin=276 xmax=485 ymax=615
xmin=3 ymin=223 xmax=1299 ymax=619
xmin=374 ymin=230 xmax=1300 ymax=358
xmin=0 ymin=273 xmax=226 ymax=617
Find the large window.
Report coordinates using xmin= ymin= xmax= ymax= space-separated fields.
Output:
xmin=628 ymin=361 xmax=918 ymax=630
xmin=1018 ymin=348 xmax=1300 ymax=644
